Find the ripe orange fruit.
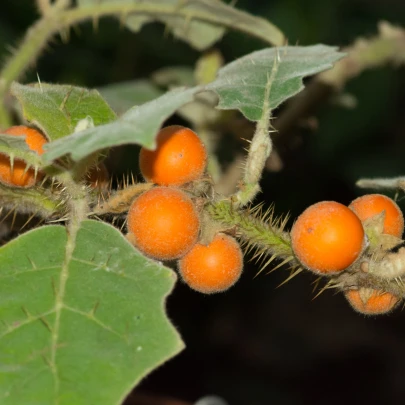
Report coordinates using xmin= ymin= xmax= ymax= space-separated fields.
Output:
xmin=345 ymin=288 xmax=399 ymax=315
xmin=349 ymin=194 xmax=404 ymax=237
xmin=127 ymin=186 xmax=200 ymax=260
xmin=0 ymin=126 xmax=48 ymax=187
xmin=139 ymin=125 xmax=207 ymax=186
xmin=178 ymin=233 xmax=243 ymax=294
xmin=291 ymin=201 xmax=365 ymax=274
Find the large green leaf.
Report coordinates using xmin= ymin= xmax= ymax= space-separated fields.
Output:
xmin=207 ymin=45 xmax=346 ymax=121
xmin=77 ymin=0 xmax=285 ymax=49
xmin=41 ymin=45 xmax=343 ymax=163
xmin=42 ymin=87 xmax=197 ymax=163
xmin=0 ymin=220 xmax=183 ymax=405
xmin=11 ymin=83 xmax=117 ymax=141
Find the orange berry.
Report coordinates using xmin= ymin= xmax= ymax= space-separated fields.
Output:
xmin=85 ymin=163 xmax=109 ymax=190
xmin=345 ymin=288 xmax=399 ymax=315
xmin=178 ymin=234 xmax=243 ymax=294
xmin=139 ymin=125 xmax=207 ymax=186
xmin=127 ymin=186 xmax=200 ymax=260
xmin=349 ymin=194 xmax=404 ymax=237
xmin=291 ymin=201 xmax=365 ymax=274
xmin=0 ymin=125 xmax=47 ymax=187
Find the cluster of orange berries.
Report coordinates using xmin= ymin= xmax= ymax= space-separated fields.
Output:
xmin=291 ymin=194 xmax=404 ymax=315
xmin=126 ymin=125 xmax=244 ymax=294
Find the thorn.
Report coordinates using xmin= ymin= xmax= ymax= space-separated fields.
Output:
xmin=59 ymin=87 xmax=73 ymax=112
xmin=90 ymin=301 xmax=100 ymax=316
xmin=266 ymin=257 xmax=294 ymax=274
xmin=36 ymin=73 xmax=43 ymax=92
xmin=10 ymin=209 xmax=18 ymax=231
xmin=21 ymin=212 xmax=39 ymax=231
xmin=39 ymin=316 xmax=52 ymax=333
xmin=277 ymin=267 xmax=303 ymax=288
xmin=51 ymin=277 xmax=57 ymax=297
xmin=104 ymin=254 xmax=113 ymax=268
xmin=26 ymin=255 xmax=37 ymax=270
xmin=21 ymin=306 xmax=32 ymax=319
xmin=41 ymin=354 xmax=53 ymax=368
xmin=9 ymin=155 xmax=14 ymax=176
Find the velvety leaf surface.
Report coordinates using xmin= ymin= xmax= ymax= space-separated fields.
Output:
xmin=11 ymin=83 xmax=116 ymax=141
xmin=207 ymin=45 xmax=345 ymax=120
xmin=42 ymin=87 xmax=197 ymax=162
xmin=0 ymin=221 xmax=183 ymax=405
xmin=41 ymin=46 xmax=344 ymax=162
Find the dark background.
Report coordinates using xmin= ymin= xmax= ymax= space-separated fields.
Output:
xmin=2 ymin=1 xmax=405 ymax=404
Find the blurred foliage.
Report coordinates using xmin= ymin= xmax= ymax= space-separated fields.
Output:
xmin=2 ymin=0 xmax=405 ymax=404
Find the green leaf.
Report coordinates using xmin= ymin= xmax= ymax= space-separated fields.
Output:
xmin=11 ymin=83 xmax=117 ymax=141
xmin=207 ymin=45 xmax=346 ymax=121
xmin=0 ymin=220 xmax=183 ymax=405
xmin=76 ymin=0 xmax=285 ymax=49
xmin=42 ymin=87 xmax=197 ymax=163
xmin=98 ymin=79 xmax=163 ymax=115
xmin=43 ymin=45 xmax=345 ymax=163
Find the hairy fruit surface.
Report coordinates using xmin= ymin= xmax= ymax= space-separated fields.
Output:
xmin=345 ymin=288 xmax=400 ymax=315
xmin=178 ymin=233 xmax=243 ymax=294
xmin=349 ymin=194 xmax=404 ymax=237
xmin=139 ymin=125 xmax=207 ymax=186
xmin=127 ymin=186 xmax=200 ymax=260
xmin=291 ymin=201 xmax=365 ymax=274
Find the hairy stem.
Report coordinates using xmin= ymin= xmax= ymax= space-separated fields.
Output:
xmin=235 ymin=58 xmax=279 ymax=206
xmin=208 ymin=200 xmax=293 ymax=259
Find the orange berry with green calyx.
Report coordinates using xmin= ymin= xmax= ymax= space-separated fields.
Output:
xmin=0 ymin=125 xmax=48 ymax=188
xmin=349 ymin=194 xmax=404 ymax=237
xmin=345 ymin=288 xmax=400 ymax=315
xmin=127 ymin=186 xmax=200 ymax=260
xmin=139 ymin=125 xmax=207 ymax=186
xmin=291 ymin=201 xmax=365 ymax=274
xmin=178 ymin=233 xmax=243 ymax=294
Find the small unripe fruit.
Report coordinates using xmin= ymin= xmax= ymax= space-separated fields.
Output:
xmin=178 ymin=233 xmax=243 ymax=294
xmin=345 ymin=288 xmax=400 ymax=315
xmin=139 ymin=125 xmax=207 ymax=186
xmin=0 ymin=126 xmax=48 ymax=187
xmin=291 ymin=201 xmax=365 ymax=274
xmin=127 ymin=186 xmax=200 ymax=260
xmin=349 ymin=194 xmax=404 ymax=237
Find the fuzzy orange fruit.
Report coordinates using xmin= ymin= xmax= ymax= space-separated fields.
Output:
xmin=349 ymin=194 xmax=404 ymax=237
xmin=139 ymin=125 xmax=207 ymax=186
xmin=178 ymin=233 xmax=243 ymax=294
xmin=127 ymin=186 xmax=200 ymax=260
xmin=291 ymin=201 xmax=365 ymax=274
xmin=345 ymin=288 xmax=400 ymax=315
